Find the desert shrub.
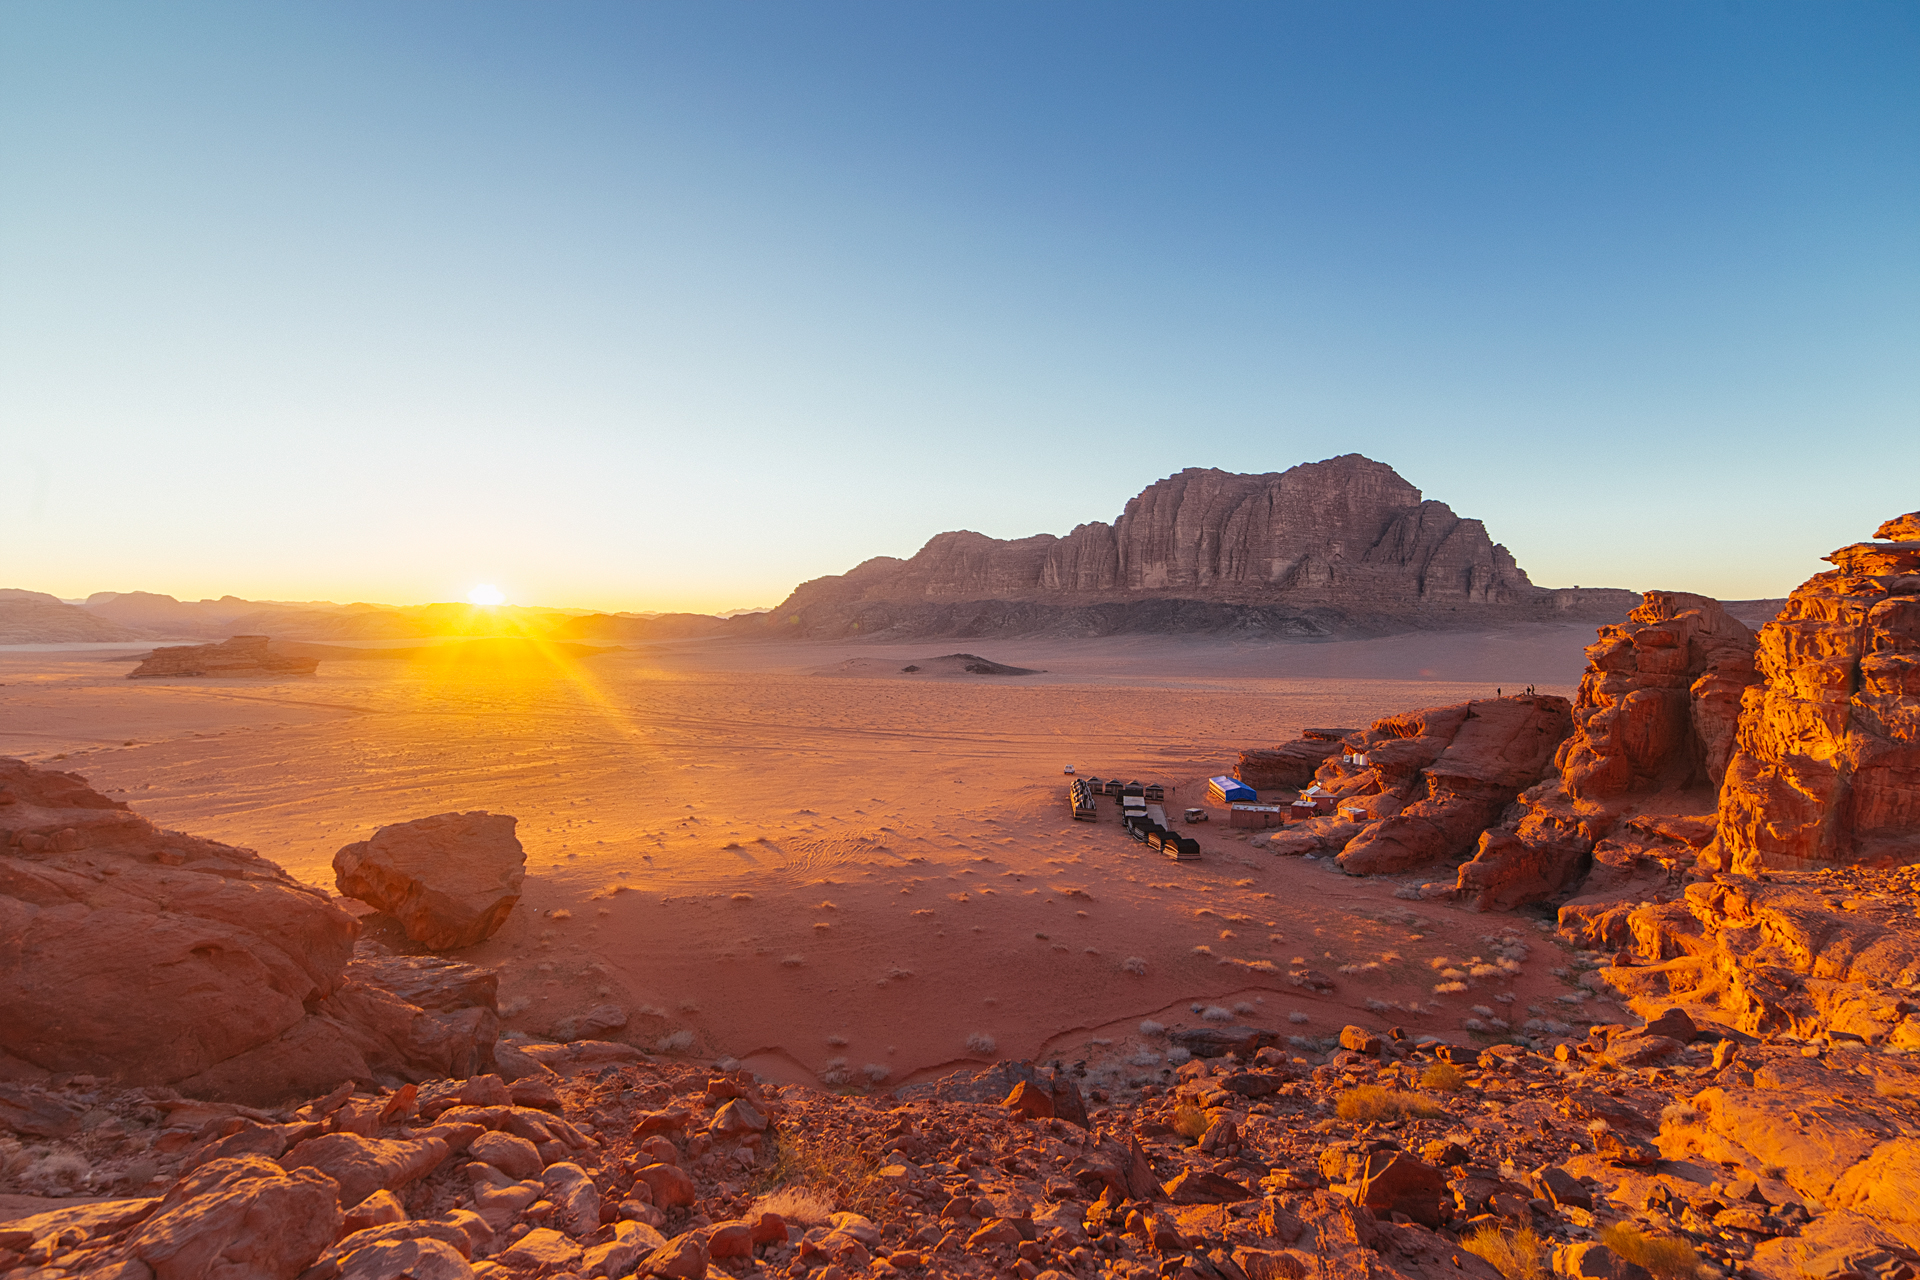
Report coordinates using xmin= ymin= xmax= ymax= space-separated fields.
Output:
xmin=1600 ymin=1224 xmax=1701 ymax=1278
xmin=1421 ymin=1061 xmax=1469 ymax=1092
xmin=1171 ymin=1106 xmax=1210 ymax=1140
xmin=1462 ymin=1224 xmax=1547 ymax=1280
xmin=753 ymin=1127 xmax=883 ymax=1216
xmin=750 ymin=1184 xmax=835 ymax=1225
xmin=1334 ymin=1085 xmax=1445 ymax=1122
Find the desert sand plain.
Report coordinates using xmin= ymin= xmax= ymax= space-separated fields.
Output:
xmin=0 ymin=623 xmax=1616 ymax=1097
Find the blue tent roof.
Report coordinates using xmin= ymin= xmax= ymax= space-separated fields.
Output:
xmin=1208 ymin=775 xmax=1256 ymax=801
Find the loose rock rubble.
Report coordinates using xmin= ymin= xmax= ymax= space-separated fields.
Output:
xmin=9 ymin=1001 xmax=1920 ymax=1280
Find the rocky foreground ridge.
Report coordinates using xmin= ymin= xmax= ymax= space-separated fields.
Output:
xmin=747 ymin=456 xmax=1640 ymax=640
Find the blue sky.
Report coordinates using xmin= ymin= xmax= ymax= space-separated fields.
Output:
xmin=2 ymin=2 xmax=1914 ymax=610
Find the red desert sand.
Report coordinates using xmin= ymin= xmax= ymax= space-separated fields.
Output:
xmin=0 ymin=626 xmax=1604 ymax=1093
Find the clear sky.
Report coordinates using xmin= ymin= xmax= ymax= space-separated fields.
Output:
xmin=2 ymin=2 xmax=1914 ymax=612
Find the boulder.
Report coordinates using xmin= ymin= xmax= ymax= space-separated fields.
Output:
xmin=124 ymin=1155 xmax=343 ymax=1280
xmin=469 ymin=1130 xmax=543 ymax=1179
xmin=333 ymin=812 xmax=525 ymax=950
xmin=128 ymin=635 xmax=318 ymax=679
xmin=640 ymin=1230 xmax=711 ymax=1278
xmin=497 ymin=1226 xmax=582 ymax=1270
xmin=1553 ymin=1243 xmax=1651 ymax=1280
xmin=1344 ymin=1150 xmax=1448 ymax=1227
xmin=279 ymin=1133 xmax=451 ymax=1209
xmin=583 ymin=1220 xmax=668 ymax=1275
xmin=335 ymin=1237 xmax=474 ymax=1279
xmin=541 ymin=1161 xmax=602 ymax=1235
xmin=550 ymin=1002 xmax=627 ymax=1042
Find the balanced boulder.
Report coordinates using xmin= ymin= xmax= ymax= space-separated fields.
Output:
xmin=334 ymin=812 xmax=525 ymax=950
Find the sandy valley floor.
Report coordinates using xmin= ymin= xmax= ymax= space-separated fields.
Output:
xmin=0 ymin=625 xmax=1615 ymax=1094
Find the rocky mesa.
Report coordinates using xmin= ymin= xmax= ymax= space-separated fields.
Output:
xmin=755 ymin=456 xmax=1640 ymax=639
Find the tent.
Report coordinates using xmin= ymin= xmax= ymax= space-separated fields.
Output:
xmin=1208 ymin=775 xmax=1256 ymax=804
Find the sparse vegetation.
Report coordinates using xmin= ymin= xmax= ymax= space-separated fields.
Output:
xmin=1420 ymin=1061 xmax=1468 ymax=1092
xmin=1334 ymin=1085 xmax=1445 ymax=1122
xmin=752 ymin=1127 xmax=884 ymax=1216
xmin=1462 ymin=1224 xmax=1548 ymax=1280
xmin=1172 ymin=1106 xmax=1210 ymax=1140
xmin=1600 ymin=1224 xmax=1701 ymax=1278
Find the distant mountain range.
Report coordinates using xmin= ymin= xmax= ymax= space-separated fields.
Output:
xmin=3 ymin=456 xmax=1783 ymax=646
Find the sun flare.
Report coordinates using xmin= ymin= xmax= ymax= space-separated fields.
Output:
xmin=468 ymin=584 xmax=506 ymax=607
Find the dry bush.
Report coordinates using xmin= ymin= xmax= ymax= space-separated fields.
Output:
xmin=1600 ymin=1224 xmax=1701 ymax=1278
xmin=1462 ymin=1224 xmax=1547 ymax=1280
xmin=1334 ymin=1085 xmax=1445 ymax=1122
xmin=753 ymin=1127 xmax=884 ymax=1217
xmin=1421 ymin=1061 xmax=1469 ymax=1092
xmin=749 ymin=1185 xmax=835 ymax=1226
xmin=1171 ymin=1106 xmax=1210 ymax=1140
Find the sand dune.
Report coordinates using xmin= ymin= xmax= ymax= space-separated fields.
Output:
xmin=0 ymin=624 xmax=1606 ymax=1092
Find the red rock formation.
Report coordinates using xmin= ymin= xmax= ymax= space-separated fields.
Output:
xmin=128 ymin=635 xmax=318 ymax=678
xmin=333 ymin=813 xmax=526 ymax=951
xmin=1456 ymin=593 xmax=1759 ymax=910
xmin=763 ymin=456 xmax=1639 ymax=637
xmin=1332 ymin=697 xmax=1574 ymax=875
xmin=1257 ymin=698 xmax=1572 ymax=869
xmin=1234 ymin=729 xmax=1356 ymax=792
xmin=1717 ymin=516 xmax=1920 ymax=871
xmin=0 ymin=759 xmax=498 ymax=1103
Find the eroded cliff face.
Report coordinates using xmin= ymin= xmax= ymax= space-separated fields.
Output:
xmin=766 ymin=456 xmax=1635 ymax=637
xmin=1717 ymin=513 xmax=1920 ymax=872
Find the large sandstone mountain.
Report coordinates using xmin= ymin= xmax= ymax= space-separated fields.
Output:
xmin=758 ymin=455 xmax=1637 ymax=639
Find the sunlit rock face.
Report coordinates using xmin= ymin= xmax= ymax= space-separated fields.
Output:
xmin=1451 ymin=592 xmax=1759 ymax=912
xmin=1718 ymin=512 xmax=1920 ymax=872
xmin=763 ymin=455 xmax=1641 ymax=637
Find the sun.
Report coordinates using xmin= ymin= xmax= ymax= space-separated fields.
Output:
xmin=468 ymin=584 xmax=507 ymax=607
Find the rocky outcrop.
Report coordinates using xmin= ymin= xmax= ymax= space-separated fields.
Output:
xmin=1456 ymin=593 xmax=1760 ymax=911
xmin=0 ymin=759 xmax=498 ymax=1104
xmin=1331 ymin=698 xmax=1575 ymax=875
xmin=1253 ymin=698 xmax=1571 ymax=871
xmin=128 ymin=635 xmax=319 ymax=679
xmin=334 ymin=813 xmax=526 ymax=951
xmin=759 ymin=456 xmax=1639 ymax=638
xmin=1235 ymin=729 xmax=1356 ymax=792
xmin=1717 ymin=515 xmax=1920 ymax=871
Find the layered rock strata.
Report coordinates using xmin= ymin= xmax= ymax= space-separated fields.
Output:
xmin=0 ymin=759 xmax=498 ymax=1104
xmin=760 ymin=456 xmax=1639 ymax=638
xmin=1717 ymin=514 xmax=1920 ymax=871
xmin=127 ymin=635 xmax=318 ymax=679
